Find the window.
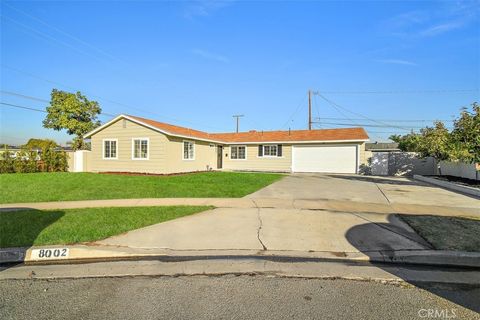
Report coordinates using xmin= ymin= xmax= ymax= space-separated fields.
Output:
xmin=258 ymin=144 xmax=282 ymax=157
xmin=263 ymin=145 xmax=278 ymax=156
xmin=183 ymin=141 xmax=195 ymax=160
xmin=231 ymin=145 xmax=246 ymax=159
xmin=103 ymin=139 xmax=117 ymax=159
xmin=132 ymin=138 xmax=149 ymax=160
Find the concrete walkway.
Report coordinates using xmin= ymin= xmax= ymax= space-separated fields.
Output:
xmin=2 ymin=197 xmax=478 ymax=217
xmin=96 ymin=206 xmax=432 ymax=253
xmin=248 ymin=174 xmax=480 ymax=209
xmin=91 ymin=174 xmax=478 ymax=259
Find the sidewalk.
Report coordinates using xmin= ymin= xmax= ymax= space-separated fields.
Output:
xmin=1 ymin=197 xmax=478 ymax=217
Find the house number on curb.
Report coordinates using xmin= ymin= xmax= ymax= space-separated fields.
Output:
xmin=31 ymin=248 xmax=69 ymax=260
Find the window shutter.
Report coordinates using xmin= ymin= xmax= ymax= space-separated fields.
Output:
xmin=258 ymin=145 xmax=263 ymax=157
xmin=277 ymin=145 xmax=282 ymax=157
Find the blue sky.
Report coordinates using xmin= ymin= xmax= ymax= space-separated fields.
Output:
xmin=1 ymin=0 xmax=479 ymax=145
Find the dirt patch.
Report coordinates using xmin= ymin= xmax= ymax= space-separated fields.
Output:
xmin=399 ymin=215 xmax=480 ymax=252
xmin=427 ymin=175 xmax=480 ymax=189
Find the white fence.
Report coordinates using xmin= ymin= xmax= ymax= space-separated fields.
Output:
xmin=368 ymin=152 xmax=436 ymax=176
xmin=67 ymin=150 xmax=91 ymax=172
xmin=438 ymin=161 xmax=479 ymax=181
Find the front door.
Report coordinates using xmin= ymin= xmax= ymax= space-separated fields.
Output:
xmin=217 ymin=146 xmax=223 ymax=169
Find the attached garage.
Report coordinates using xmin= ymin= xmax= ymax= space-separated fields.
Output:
xmin=292 ymin=145 xmax=358 ymax=173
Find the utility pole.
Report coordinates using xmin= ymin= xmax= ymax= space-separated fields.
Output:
xmin=232 ymin=114 xmax=244 ymax=133
xmin=308 ymin=89 xmax=312 ymax=130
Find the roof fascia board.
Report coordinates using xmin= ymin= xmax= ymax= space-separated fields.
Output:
xmin=223 ymin=139 xmax=369 ymax=145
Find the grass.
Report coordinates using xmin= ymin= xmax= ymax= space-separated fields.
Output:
xmin=399 ymin=214 xmax=480 ymax=252
xmin=0 ymin=171 xmax=283 ymax=203
xmin=0 ymin=206 xmax=211 ymax=248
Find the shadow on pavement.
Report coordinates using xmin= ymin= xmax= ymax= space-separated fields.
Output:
xmin=346 ymin=214 xmax=480 ymax=313
xmin=326 ymin=174 xmax=420 ymax=186
xmin=0 ymin=209 xmax=64 ymax=270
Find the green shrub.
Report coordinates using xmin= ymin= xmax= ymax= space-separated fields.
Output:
xmin=0 ymin=149 xmax=15 ymax=173
xmin=13 ymin=150 xmax=40 ymax=173
xmin=41 ymin=147 xmax=68 ymax=172
xmin=0 ymin=146 xmax=67 ymax=174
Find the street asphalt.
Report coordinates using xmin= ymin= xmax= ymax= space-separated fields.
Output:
xmin=1 ymin=275 xmax=479 ymax=320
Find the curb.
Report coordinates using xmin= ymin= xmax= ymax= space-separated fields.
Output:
xmin=414 ymin=175 xmax=480 ymax=198
xmin=1 ymin=245 xmax=479 ymax=269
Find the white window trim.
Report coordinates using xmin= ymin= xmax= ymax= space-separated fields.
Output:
xmin=131 ymin=137 xmax=149 ymax=160
xmin=182 ymin=140 xmax=195 ymax=161
xmin=230 ymin=145 xmax=247 ymax=160
xmin=261 ymin=144 xmax=279 ymax=158
xmin=102 ymin=138 xmax=118 ymax=160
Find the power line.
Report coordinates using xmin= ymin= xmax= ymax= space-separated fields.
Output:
xmin=1 ymin=15 xmax=105 ymax=63
xmin=313 ymin=117 xmax=454 ymax=122
xmin=281 ymin=93 xmax=308 ymax=129
xmin=1 ymin=65 xmax=226 ymax=131
xmin=316 ymin=121 xmax=422 ymax=129
xmin=0 ymin=102 xmax=46 ymax=113
xmin=317 ymin=89 xmax=478 ymax=95
xmin=315 ymin=94 xmax=360 ymax=129
xmin=0 ymin=90 xmax=116 ymax=117
xmin=314 ymin=92 xmax=413 ymax=132
xmin=0 ymin=101 xmax=115 ymax=118
xmin=0 ymin=90 xmax=49 ymax=103
xmin=3 ymin=2 xmax=127 ymax=65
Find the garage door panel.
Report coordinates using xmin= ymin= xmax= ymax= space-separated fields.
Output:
xmin=293 ymin=145 xmax=357 ymax=173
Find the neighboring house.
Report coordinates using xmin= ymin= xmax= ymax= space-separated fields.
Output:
xmin=83 ymin=114 xmax=369 ymax=174
xmin=365 ymin=142 xmax=400 ymax=152
xmin=364 ymin=142 xmax=400 ymax=164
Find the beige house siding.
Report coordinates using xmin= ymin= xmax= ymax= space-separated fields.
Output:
xmin=89 ymin=118 xmax=218 ymax=174
xmin=359 ymin=142 xmax=368 ymax=165
xmin=164 ymin=137 xmax=217 ymax=173
xmin=90 ymin=118 xmax=168 ymax=174
xmin=223 ymin=144 xmax=292 ymax=172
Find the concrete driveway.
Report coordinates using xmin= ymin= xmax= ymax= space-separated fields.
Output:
xmin=96 ymin=173 xmax=480 ymax=255
xmin=247 ymin=173 xmax=480 ymax=209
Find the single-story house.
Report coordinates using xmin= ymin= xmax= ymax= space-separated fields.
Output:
xmin=83 ymin=114 xmax=369 ymax=174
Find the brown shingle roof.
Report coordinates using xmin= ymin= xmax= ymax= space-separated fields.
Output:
xmin=127 ymin=115 xmax=213 ymax=141
xmin=210 ymin=128 xmax=368 ymax=143
xmin=126 ymin=115 xmax=369 ymax=143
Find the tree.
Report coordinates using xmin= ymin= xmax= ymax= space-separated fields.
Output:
xmin=390 ymin=103 xmax=479 ymax=163
xmin=43 ymin=89 xmax=102 ymax=150
xmin=389 ymin=132 xmax=422 ymax=152
xmin=417 ymin=122 xmax=451 ymax=160
xmin=24 ymin=138 xmax=58 ymax=150
xmin=450 ymin=103 xmax=480 ymax=163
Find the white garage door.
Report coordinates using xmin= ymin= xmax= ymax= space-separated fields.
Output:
xmin=292 ymin=145 xmax=358 ymax=173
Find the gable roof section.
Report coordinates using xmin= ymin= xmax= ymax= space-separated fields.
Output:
xmin=84 ymin=114 xmax=369 ymax=144
xmin=127 ymin=115 xmax=215 ymax=141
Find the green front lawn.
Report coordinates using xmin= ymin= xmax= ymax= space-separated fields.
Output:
xmin=0 ymin=206 xmax=211 ymax=248
xmin=399 ymin=215 xmax=480 ymax=252
xmin=0 ymin=171 xmax=283 ymax=203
